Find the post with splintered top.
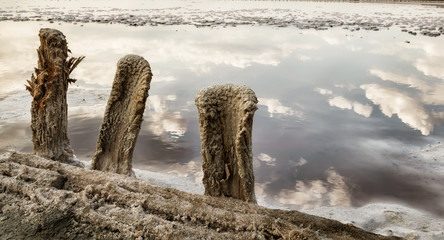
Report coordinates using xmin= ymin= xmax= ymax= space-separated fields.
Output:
xmin=26 ymin=28 xmax=84 ymax=163
xmin=195 ymin=84 xmax=258 ymax=203
xmin=91 ymin=54 xmax=152 ymax=176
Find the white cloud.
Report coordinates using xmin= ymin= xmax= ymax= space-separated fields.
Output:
xmin=293 ymin=157 xmax=308 ymax=167
xmin=328 ymin=96 xmax=373 ymax=118
xmin=77 ymin=28 xmax=318 ymax=76
xmin=406 ymin=38 xmax=444 ymax=59
xmin=276 ymin=180 xmax=327 ymax=208
xmin=352 ymin=102 xmax=373 ymax=118
xmin=167 ymin=160 xmax=203 ymax=185
xmin=329 ymin=96 xmax=353 ymax=110
xmin=258 ymin=98 xmax=303 ymax=118
xmin=370 ymin=69 xmax=444 ymax=105
xmin=256 ymin=153 xmax=276 ymax=166
xmin=370 ymin=38 xmax=444 ymax=82
xmin=255 ymin=182 xmax=271 ymax=205
xmin=314 ymin=88 xmax=333 ymax=95
xmin=369 ymin=69 xmax=424 ymax=89
xmin=275 ymin=168 xmax=351 ymax=210
xmin=361 ymin=84 xmax=439 ymax=135
xmin=325 ymin=168 xmax=351 ymax=206
xmin=415 ymin=57 xmax=444 ymax=81
xmin=333 ymin=84 xmax=357 ymax=90
xmin=145 ymin=95 xmax=187 ymax=140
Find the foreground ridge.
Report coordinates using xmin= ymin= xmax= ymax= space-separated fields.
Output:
xmin=0 ymin=153 xmax=403 ymax=240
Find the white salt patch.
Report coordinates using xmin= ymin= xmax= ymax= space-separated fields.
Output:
xmin=3 ymin=146 xmax=443 ymax=240
xmin=80 ymin=159 xmax=204 ymax=195
xmin=134 ymin=168 xmax=204 ymax=195
xmin=302 ymin=203 xmax=444 ymax=240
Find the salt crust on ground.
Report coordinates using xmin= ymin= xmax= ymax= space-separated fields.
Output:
xmin=79 ymin=143 xmax=444 ymax=240
xmin=0 ymin=0 xmax=443 ymax=37
xmin=0 ymin=152 xmax=400 ymax=239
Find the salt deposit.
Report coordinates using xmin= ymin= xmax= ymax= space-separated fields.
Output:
xmin=74 ymin=142 xmax=444 ymax=240
xmin=76 ymin=141 xmax=444 ymax=239
xmin=0 ymin=0 xmax=443 ymax=36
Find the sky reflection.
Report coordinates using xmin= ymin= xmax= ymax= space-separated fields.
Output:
xmin=327 ymin=96 xmax=373 ymax=118
xmin=361 ymin=84 xmax=439 ymax=136
xmin=0 ymin=20 xmax=443 ymax=214
xmin=145 ymin=95 xmax=188 ymax=140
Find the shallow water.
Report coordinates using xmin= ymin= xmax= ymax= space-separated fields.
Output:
xmin=1 ymin=1 xmax=444 ymax=216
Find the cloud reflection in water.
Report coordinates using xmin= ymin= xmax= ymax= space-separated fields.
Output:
xmin=328 ymin=96 xmax=373 ymax=118
xmin=166 ymin=159 xmax=204 ymax=185
xmin=361 ymin=84 xmax=440 ymax=136
xmin=145 ymin=95 xmax=187 ymax=140
xmin=0 ymin=20 xmax=443 ymax=214
xmin=258 ymin=97 xmax=304 ymax=119
xmin=370 ymin=69 xmax=444 ymax=105
xmin=407 ymin=38 xmax=444 ymax=80
xmin=255 ymin=153 xmax=277 ymax=166
xmin=363 ymin=67 xmax=444 ymax=135
xmin=274 ymin=168 xmax=351 ymax=210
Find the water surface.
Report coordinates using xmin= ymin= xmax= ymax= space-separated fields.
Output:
xmin=0 ymin=1 xmax=444 ymax=216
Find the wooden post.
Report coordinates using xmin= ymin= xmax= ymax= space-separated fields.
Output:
xmin=26 ymin=28 xmax=84 ymax=163
xmin=195 ymin=84 xmax=258 ymax=203
xmin=91 ymin=55 xmax=152 ymax=176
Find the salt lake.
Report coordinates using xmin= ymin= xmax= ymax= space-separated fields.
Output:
xmin=0 ymin=0 xmax=443 ymax=219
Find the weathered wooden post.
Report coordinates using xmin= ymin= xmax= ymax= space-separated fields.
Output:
xmin=26 ymin=28 xmax=84 ymax=163
xmin=91 ymin=54 xmax=152 ymax=176
xmin=195 ymin=84 xmax=258 ymax=203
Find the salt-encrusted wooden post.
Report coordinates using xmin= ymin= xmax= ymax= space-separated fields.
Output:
xmin=26 ymin=28 xmax=84 ymax=163
xmin=195 ymin=84 xmax=258 ymax=203
xmin=91 ymin=55 xmax=152 ymax=176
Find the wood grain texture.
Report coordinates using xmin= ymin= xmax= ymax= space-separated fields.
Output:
xmin=91 ymin=54 xmax=152 ymax=176
xmin=195 ymin=84 xmax=258 ymax=203
xmin=25 ymin=28 xmax=84 ymax=163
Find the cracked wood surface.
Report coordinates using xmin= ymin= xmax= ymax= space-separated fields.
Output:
xmin=25 ymin=28 xmax=84 ymax=163
xmin=91 ymin=54 xmax=152 ymax=176
xmin=195 ymin=84 xmax=258 ymax=203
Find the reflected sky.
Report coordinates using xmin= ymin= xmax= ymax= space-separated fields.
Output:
xmin=1 ymin=19 xmax=444 ymax=215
